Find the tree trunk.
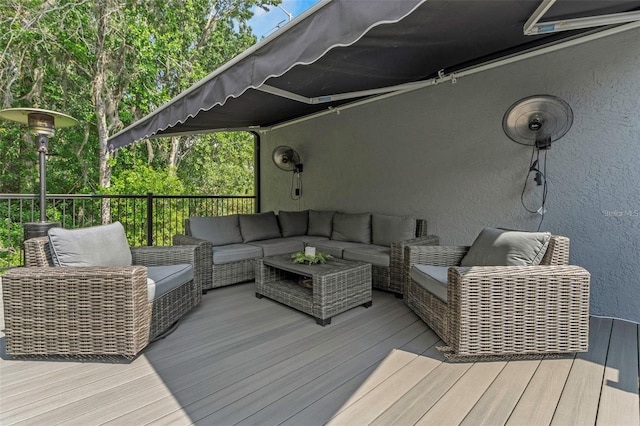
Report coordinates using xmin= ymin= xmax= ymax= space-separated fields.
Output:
xmin=93 ymin=0 xmax=112 ymax=223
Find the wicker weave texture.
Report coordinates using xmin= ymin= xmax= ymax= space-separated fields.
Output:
xmin=404 ymin=235 xmax=591 ymax=357
xmin=255 ymin=257 xmax=371 ymax=322
xmin=447 ymin=265 xmax=590 ymax=356
xmin=2 ymin=266 xmax=152 ymax=358
xmin=3 ymin=236 xmax=201 ymax=358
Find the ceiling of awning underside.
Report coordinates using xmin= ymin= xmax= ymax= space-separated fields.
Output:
xmin=108 ymin=0 xmax=640 ymax=150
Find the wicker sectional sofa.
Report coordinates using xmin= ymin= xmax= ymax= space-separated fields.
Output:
xmin=174 ymin=210 xmax=439 ymax=295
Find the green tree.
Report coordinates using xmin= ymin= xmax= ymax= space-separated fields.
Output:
xmin=1 ymin=0 xmax=277 ymax=197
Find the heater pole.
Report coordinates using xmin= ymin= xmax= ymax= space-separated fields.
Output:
xmin=37 ymin=135 xmax=48 ymax=222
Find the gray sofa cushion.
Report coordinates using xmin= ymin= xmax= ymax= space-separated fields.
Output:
xmin=212 ymin=243 xmax=263 ymax=264
xmin=239 ymin=211 xmax=281 ymax=243
xmin=411 ymin=265 xmax=449 ymax=302
xmin=307 ymin=210 xmax=335 ymax=237
xmin=332 ymin=213 xmax=371 ymax=243
xmin=189 ymin=215 xmax=242 ymax=246
xmin=287 ymin=235 xmax=330 ymax=245
xmin=147 ymin=264 xmax=194 ymax=302
xmin=48 ymin=222 xmax=132 ymax=267
xmin=372 ymin=214 xmax=416 ymax=246
xmin=314 ymin=240 xmax=369 ymax=258
xmin=278 ymin=210 xmax=308 ymax=237
xmin=460 ymin=227 xmax=551 ymax=267
xmin=343 ymin=245 xmax=390 ymax=267
xmin=247 ymin=238 xmax=304 ymax=257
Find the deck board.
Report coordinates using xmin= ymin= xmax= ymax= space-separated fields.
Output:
xmin=1 ymin=280 xmax=638 ymax=426
xmin=596 ymin=319 xmax=640 ymax=426
xmin=552 ymin=317 xmax=613 ymax=425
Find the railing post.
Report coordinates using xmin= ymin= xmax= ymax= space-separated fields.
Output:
xmin=147 ymin=192 xmax=153 ymax=246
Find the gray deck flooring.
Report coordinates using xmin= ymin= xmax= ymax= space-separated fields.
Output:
xmin=1 ymin=281 xmax=638 ymax=425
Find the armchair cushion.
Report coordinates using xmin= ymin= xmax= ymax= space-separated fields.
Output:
xmin=189 ymin=215 xmax=242 ymax=246
xmin=239 ymin=211 xmax=281 ymax=242
xmin=48 ymin=222 xmax=132 ymax=267
xmin=460 ymin=227 xmax=551 ymax=267
xmin=372 ymin=214 xmax=416 ymax=246
xmin=411 ymin=265 xmax=449 ymax=302
xmin=332 ymin=213 xmax=371 ymax=243
xmin=307 ymin=210 xmax=335 ymax=237
xmin=147 ymin=264 xmax=194 ymax=302
xmin=278 ymin=210 xmax=308 ymax=237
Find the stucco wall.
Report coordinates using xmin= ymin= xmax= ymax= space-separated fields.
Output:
xmin=259 ymin=27 xmax=640 ymax=323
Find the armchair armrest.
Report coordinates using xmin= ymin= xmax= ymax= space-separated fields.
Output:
xmin=390 ymin=235 xmax=440 ymax=294
xmin=173 ymin=234 xmax=213 ymax=291
xmin=131 ymin=244 xmax=203 ymax=297
xmin=2 ymin=266 xmax=151 ymax=358
xmin=446 ymin=265 xmax=591 ymax=356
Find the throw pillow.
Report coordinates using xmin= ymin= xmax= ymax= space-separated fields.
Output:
xmin=189 ymin=215 xmax=242 ymax=246
xmin=307 ymin=210 xmax=335 ymax=237
xmin=332 ymin=213 xmax=371 ymax=243
xmin=239 ymin=211 xmax=281 ymax=242
xmin=48 ymin=221 xmax=132 ymax=267
xmin=278 ymin=210 xmax=309 ymax=237
xmin=371 ymin=214 xmax=416 ymax=246
xmin=460 ymin=227 xmax=551 ymax=266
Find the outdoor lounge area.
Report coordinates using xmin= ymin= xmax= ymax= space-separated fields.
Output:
xmin=1 ymin=282 xmax=638 ymax=425
xmin=2 ymin=0 xmax=640 ymax=424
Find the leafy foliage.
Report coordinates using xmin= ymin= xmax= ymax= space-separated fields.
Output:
xmin=0 ymin=0 xmax=277 ymax=197
xmin=291 ymin=251 xmax=334 ymax=265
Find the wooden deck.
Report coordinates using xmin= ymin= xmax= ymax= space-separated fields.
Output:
xmin=1 ymin=281 xmax=638 ymax=425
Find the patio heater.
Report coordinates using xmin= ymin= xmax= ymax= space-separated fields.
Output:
xmin=0 ymin=108 xmax=79 ymax=240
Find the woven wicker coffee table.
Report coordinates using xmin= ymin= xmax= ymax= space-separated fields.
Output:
xmin=255 ymin=255 xmax=372 ymax=325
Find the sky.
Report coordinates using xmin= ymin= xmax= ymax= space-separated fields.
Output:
xmin=248 ymin=0 xmax=322 ymax=40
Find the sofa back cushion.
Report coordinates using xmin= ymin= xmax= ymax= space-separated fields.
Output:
xmin=278 ymin=210 xmax=308 ymax=237
xmin=239 ymin=211 xmax=281 ymax=242
xmin=189 ymin=215 xmax=242 ymax=246
xmin=371 ymin=214 xmax=416 ymax=246
xmin=48 ymin=221 xmax=132 ymax=267
xmin=460 ymin=227 xmax=551 ymax=266
xmin=307 ymin=210 xmax=335 ymax=237
xmin=332 ymin=213 xmax=371 ymax=243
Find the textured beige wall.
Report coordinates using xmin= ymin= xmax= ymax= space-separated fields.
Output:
xmin=260 ymin=27 xmax=640 ymax=323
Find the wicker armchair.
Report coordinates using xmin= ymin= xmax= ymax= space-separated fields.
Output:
xmin=404 ymin=234 xmax=591 ymax=358
xmin=2 ymin=236 xmax=202 ymax=359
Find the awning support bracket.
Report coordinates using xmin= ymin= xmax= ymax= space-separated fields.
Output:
xmin=524 ymin=0 xmax=640 ymax=35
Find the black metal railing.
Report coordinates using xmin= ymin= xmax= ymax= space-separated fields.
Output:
xmin=0 ymin=193 xmax=256 ymax=269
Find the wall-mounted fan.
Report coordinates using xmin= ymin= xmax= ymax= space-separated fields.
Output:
xmin=503 ymin=95 xmax=573 ymax=150
xmin=272 ymin=145 xmax=303 ymax=173
xmin=272 ymin=145 xmax=303 ymax=199
xmin=503 ymin=95 xmax=574 ymax=230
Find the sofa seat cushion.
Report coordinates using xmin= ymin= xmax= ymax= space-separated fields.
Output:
xmin=212 ymin=244 xmax=263 ymax=264
xmin=314 ymin=240 xmax=369 ymax=258
xmin=411 ymin=265 xmax=449 ymax=302
xmin=247 ymin=238 xmax=304 ymax=257
xmin=189 ymin=215 xmax=242 ymax=246
xmin=372 ymin=214 xmax=416 ymax=246
xmin=48 ymin=222 xmax=132 ymax=267
xmin=147 ymin=264 xmax=194 ymax=302
xmin=460 ymin=227 xmax=551 ymax=267
xmin=287 ymin=235 xmax=330 ymax=245
xmin=343 ymin=245 xmax=391 ymax=267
